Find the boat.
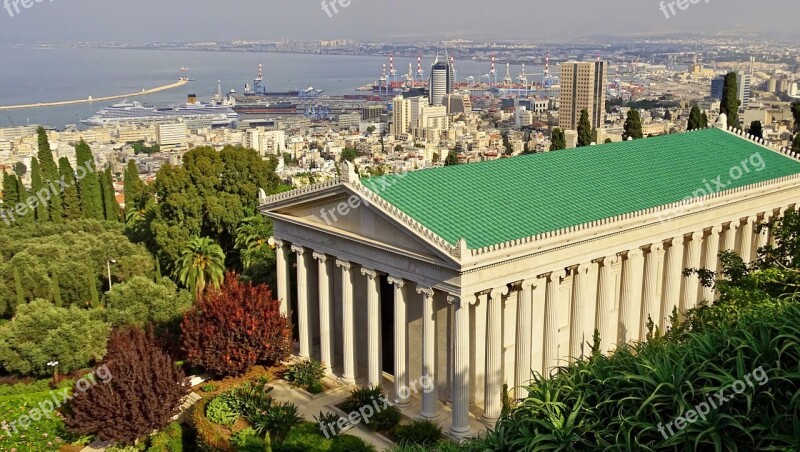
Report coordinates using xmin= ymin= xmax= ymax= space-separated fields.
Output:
xmin=232 ymin=101 xmax=299 ymax=114
xmin=81 ymin=97 xmax=238 ymax=126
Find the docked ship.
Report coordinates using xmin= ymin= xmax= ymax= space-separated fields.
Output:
xmin=82 ymin=94 xmax=238 ymax=127
xmin=232 ymin=101 xmax=299 ymax=115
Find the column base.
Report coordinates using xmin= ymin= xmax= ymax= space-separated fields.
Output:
xmin=417 ymin=412 xmax=440 ymax=422
xmin=339 ymin=376 xmax=356 ymax=386
xmin=393 ymin=397 xmax=412 ymax=407
xmin=480 ymin=414 xmax=499 ymax=426
xmin=448 ymin=426 xmax=473 ymax=440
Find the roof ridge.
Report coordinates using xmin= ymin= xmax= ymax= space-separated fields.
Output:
xmin=263 ymin=177 xmax=341 ymax=204
xmin=721 ymin=124 xmax=800 ymax=162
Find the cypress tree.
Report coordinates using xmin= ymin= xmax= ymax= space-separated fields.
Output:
xmin=14 ymin=268 xmax=24 ymax=309
xmin=123 ymin=159 xmax=145 ymax=213
xmin=37 ymin=127 xmax=63 ymax=223
xmin=749 ymin=121 xmax=764 ymax=139
xmin=75 ymin=140 xmax=104 ymax=221
xmin=701 ymin=111 xmax=708 ymax=128
xmin=551 ymin=128 xmax=566 ymax=151
xmin=687 ymin=106 xmax=703 ymax=130
xmin=577 ymin=109 xmax=592 ymax=147
xmin=100 ymin=167 xmax=120 ymax=222
xmin=29 ymin=158 xmax=48 ymax=222
xmin=721 ymin=72 xmax=741 ymax=128
xmin=52 ymin=273 xmax=62 ymax=307
xmin=15 ymin=176 xmax=32 ymax=225
xmin=623 ymin=110 xmax=644 ymax=140
xmin=2 ymin=172 xmax=19 ymax=206
xmin=58 ymin=157 xmax=82 ymax=220
xmin=792 ymin=134 xmax=800 ymax=154
xmin=87 ymin=266 xmax=99 ymax=308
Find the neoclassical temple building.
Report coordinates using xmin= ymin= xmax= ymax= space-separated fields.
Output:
xmin=262 ymin=121 xmax=800 ymax=438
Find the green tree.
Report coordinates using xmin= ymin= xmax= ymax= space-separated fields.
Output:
xmin=431 ymin=152 xmax=440 ymax=163
xmin=793 ymin=134 xmax=800 ymax=154
xmin=13 ymin=268 xmax=24 ymax=311
xmin=2 ymin=172 xmax=19 ymax=208
xmin=444 ymin=150 xmax=459 ymax=166
xmin=687 ymin=105 xmax=703 ymax=131
xmin=791 ymin=101 xmax=800 ymax=133
xmin=123 ymin=159 xmax=145 ymax=213
xmin=75 ymin=140 xmax=104 ymax=221
xmin=576 ymin=109 xmax=592 ymax=147
xmin=174 ymin=236 xmax=226 ymax=298
xmin=623 ymin=109 xmax=644 ymax=140
xmin=604 ymin=138 xmax=612 ymax=144
xmin=12 ymin=162 xmax=26 ymax=177
xmin=87 ymin=265 xmax=100 ymax=308
xmin=104 ymin=276 xmax=192 ymax=331
xmin=721 ymin=72 xmax=741 ymax=128
xmin=29 ymin=158 xmax=48 ymax=222
xmin=340 ymin=147 xmax=358 ymax=163
xmin=749 ymin=121 xmax=764 ymax=139
xmin=100 ymin=167 xmax=120 ymax=222
xmin=37 ymin=127 xmax=63 ymax=223
xmin=663 ymin=109 xmax=672 ymax=121
xmin=701 ymin=111 xmax=708 ymax=128
xmin=550 ymin=128 xmax=566 ymax=150
xmin=58 ymin=157 xmax=82 ymax=220
xmin=0 ymin=299 xmax=108 ymax=376
xmin=14 ymin=176 xmax=32 ymax=225
xmin=51 ymin=272 xmax=62 ymax=307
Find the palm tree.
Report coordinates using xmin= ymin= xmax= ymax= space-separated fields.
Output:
xmin=174 ymin=236 xmax=226 ymax=298
xmin=235 ymin=216 xmax=273 ymax=269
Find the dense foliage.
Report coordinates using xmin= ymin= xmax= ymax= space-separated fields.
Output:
xmin=623 ymin=109 xmax=644 ymax=140
xmin=576 ymin=109 xmax=592 ymax=147
xmin=550 ymin=127 xmax=566 ymax=151
xmin=0 ymin=220 xmax=156 ymax=317
xmin=0 ymin=300 xmax=108 ymax=376
xmin=64 ymin=327 xmax=191 ymax=445
xmin=104 ymin=276 xmax=193 ymax=331
xmin=181 ymin=273 xmax=291 ymax=376
xmin=467 ymin=210 xmax=800 ymax=451
xmin=720 ymin=72 xmax=741 ymax=127
xmin=0 ymin=379 xmax=78 ymax=451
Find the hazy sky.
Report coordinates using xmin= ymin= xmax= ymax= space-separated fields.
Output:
xmin=0 ymin=0 xmax=797 ymax=43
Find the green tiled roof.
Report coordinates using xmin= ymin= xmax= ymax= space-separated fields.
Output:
xmin=361 ymin=128 xmax=800 ymax=249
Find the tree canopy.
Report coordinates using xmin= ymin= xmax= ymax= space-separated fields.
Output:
xmin=721 ymin=72 xmax=741 ymax=128
xmin=623 ymin=109 xmax=644 ymax=140
xmin=576 ymin=109 xmax=592 ymax=147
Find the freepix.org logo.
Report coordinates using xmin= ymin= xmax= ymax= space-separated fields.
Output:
xmin=4 ymin=0 xmax=55 ymax=18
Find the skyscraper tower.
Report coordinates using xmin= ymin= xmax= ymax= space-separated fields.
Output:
xmin=559 ymin=60 xmax=607 ymax=131
xmin=429 ymin=53 xmax=452 ymax=106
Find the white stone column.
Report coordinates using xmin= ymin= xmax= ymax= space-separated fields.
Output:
xmin=336 ymin=259 xmax=356 ymax=384
xmin=661 ymin=235 xmax=685 ymax=330
xmin=291 ymin=245 xmax=311 ymax=358
xmin=529 ymin=279 xmax=547 ymax=377
xmin=757 ymin=212 xmax=773 ymax=251
xmin=619 ymin=248 xmax=645 ymax=343
xmin=361 ymin=268 xmax=381 ymax=387
xmin=771 ymin=208 xmax=787 ymax=247
xmin=741 ymin=217 xmax=757 ymax=263
xmin=702 ymin=226 xmax=723 ymax=302
xmin=570 ymin=264 xmax=591 ymax=360
xmin=416 ymin=286 xmax=439 ymax=420
xmin=515 ymin=281 xmax=533 ymax=397
xmin=472 ymin=293 xmax=487 ymax=406
xmin=313 ymin=252 xmax=333 ymax=375
xmin=274 ymin=239 xmax=291 ymax=317
xmin=448 ymin=295 xmax=473 ymax=438
xmin=596 ymin=256 xmax=619 ymax=353
xmin=543 ymin=270 xmax=566 ymax=374
xmin=482 ymin=286 xmax=508 ymax=424
xmin=388 ymin=276 xmax=409 ymax=406
xmin=681 ymin=231 xmax=704 ymax=313
xmin=641 ymin=243 xmax=665 ymax=339
xmin=723 ymin=219 xmax=741 ymax=253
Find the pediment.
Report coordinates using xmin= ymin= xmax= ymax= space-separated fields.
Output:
xmin=267 ymin=186 xmax=457 ymax=264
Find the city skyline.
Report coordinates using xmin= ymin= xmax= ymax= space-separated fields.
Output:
xmin=1 ymin=0 xmax=798 ymax=44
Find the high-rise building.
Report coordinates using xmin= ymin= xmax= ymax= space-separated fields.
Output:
xmin=559 ymin=61 xmax=607 ymax=131
xmin=737 ymin=71 xmax=751 ymax=108
xmin=361 ymin=105 xmax=383 ymax=122
xmin=392 ymin=96 xmax=410 ymax=136
xmin=428 ymin=54 xmax=452 ymax=106
xmin=442 ymin=93 xmax=471 ymax=115
xmin=711 ymin=77 xmax=725 ymax=100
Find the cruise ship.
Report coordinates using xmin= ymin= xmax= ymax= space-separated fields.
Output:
xmin=82 ymin=95 xmax=238 ymax=127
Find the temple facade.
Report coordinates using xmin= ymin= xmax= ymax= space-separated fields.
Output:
xmin=262 ymin=122 xmax=800 ymax=438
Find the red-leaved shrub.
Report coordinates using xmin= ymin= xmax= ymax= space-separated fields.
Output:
xmin=181 ymin=273 xmax=291 ymax=376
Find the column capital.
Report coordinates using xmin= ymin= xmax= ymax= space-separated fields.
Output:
xmin=745 ymin=216 xmax=758 ymax=225
xmin=779 ymin=206 xmax=789 ymax=216
xmin=575 ymin=262 xmax=593 ymax=275
xmin=387 ymin=276 xmax=405 ymax=288
xmin=290 ymin=244 xmax=306 ymax=255
xmin=271 ymin=237 xmax=286 ymax=249
xmin=671 ymin=235 xmax=685 ymax=246
xmin=447 ymin=295 xmax=475 ymax=309
xmin=690 ymin=230 xmax=704 ymax=241
xmin=710 ymin=225 xmax=724 ymax=236
xmin=600 ymin=255 xmax=621 ymax=266
xmin=361 ymin=267 xmax=378 ymax=279
xmin=489 ymin=286 xmax=509 ymax=300
xmin=728 ymin=219 xmax=742 ymax=230
xmin=416 ymin=286 xmax=434 ymax=298
xmin=549 ymin=269 xmax=567 ymax=281
xmin=335 ymin=259 xmax=351 ymax=270
xmin=627 ymin=247 xmax=644 ymax=259
xmin=312 ymin=251 xmax=328 ymax=262
xmin=650 ymin=242 xmax=665 ymax=254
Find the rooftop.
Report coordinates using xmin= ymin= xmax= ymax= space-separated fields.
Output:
xmin=362 ymin=128 xmax=800 ymax=249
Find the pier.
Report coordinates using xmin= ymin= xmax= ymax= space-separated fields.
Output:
xmin=0 ymin=79 xmax=189 ymax=111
